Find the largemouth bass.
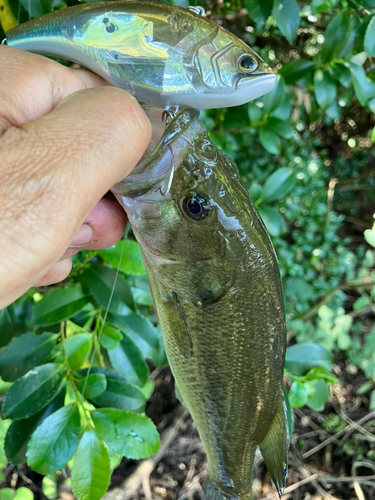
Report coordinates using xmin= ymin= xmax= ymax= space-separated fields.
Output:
xmin=113 ymin=109 xmax=289 ymax=500
xmin=5 ymin=1 xmax=276 ymax=109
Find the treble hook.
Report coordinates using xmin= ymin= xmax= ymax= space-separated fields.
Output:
xmin=162 ymin=106 xmax=178 ymax=126
xmin=187 ymin=5 xmax=206 ymax=16
xmin=1 ymin=38 xmax=7 ymax=45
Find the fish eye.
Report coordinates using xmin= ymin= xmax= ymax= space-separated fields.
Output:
xmin=182 ymin=193 xmax=210 ymax=221
xmin=238 ymin=55 xmax=258 ymax=73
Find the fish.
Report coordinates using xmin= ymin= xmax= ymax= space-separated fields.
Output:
xmin=112 ymin=109 xmax=289 ymax=500
xmin=5 ymin=1 xmax=276 ymax=110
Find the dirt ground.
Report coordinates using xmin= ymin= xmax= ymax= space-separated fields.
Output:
xmin=2 ymin=360 xmax=375 ymax=500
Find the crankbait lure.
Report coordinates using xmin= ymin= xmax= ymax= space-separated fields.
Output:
xmin=5 ymin=1 xmax=276 ymax=109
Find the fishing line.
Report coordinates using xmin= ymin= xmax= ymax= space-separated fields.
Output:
xmin=81 ymin=221 xmax=130 ymax=397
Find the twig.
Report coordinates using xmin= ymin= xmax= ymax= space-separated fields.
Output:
xmin=178 ymin=471 xmax=207 ymax=500
xmin=261 ymin=474 xmax=319 ymax=499
xmin=296 ymin=279 xmax=375 ymax=322
xmin=302 ymin=411 xmax=375 ymax=459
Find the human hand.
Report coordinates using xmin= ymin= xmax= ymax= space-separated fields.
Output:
xmin=0 ymin=46 xmax=151 ymax=309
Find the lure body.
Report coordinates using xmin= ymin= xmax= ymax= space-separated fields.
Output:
xmin=113 ymin=110 xmax=289 ymax=500
xmin=6 ymin=1 xmax=276 ymax=109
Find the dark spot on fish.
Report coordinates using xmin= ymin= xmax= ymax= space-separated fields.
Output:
xmin=0 ymin=6 xmax=4 ymax=11
xmin=198 ymin=288 xmax=225 ymax=307
xmin=102 ymin=17 xmax=109 ymax=23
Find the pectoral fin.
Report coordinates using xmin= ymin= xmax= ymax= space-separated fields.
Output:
xmin=258 ymin=393 xmax=289 ymax=498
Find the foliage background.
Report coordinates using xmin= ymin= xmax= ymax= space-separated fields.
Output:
xmin=0 ymin=0 xmax=375 ymax=498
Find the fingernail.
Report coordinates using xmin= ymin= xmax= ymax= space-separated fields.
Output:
xmin=70 ymin=224 xmax=93 ymax=247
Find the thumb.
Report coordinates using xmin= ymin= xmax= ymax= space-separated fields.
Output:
xmin=0 ymin=86 xmax=151 ymax=307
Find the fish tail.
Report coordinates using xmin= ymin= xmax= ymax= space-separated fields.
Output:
xmin=258 ymin=392 xmax=289 ymax=498
xmin=204 ymin=478 xmax=254 ymax=500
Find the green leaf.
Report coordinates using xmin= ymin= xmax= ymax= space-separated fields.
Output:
xmin=329 ymin=63 xmax=352 ymax=88
xmin=0 ymin=419 xmax=11 ymax=481
xmin=364 ymin=229 xmax=375 ymax=247
xmin=99 ymin=324 xmax=123 ymax=350
xmin=311 ymin=0 xmax=339 ymax=13
xmin=82 ymin=265 xmax=134 ymax=315
xmin=320 ymin=12 xmax=351 ymax=63
xmin=139 ymin=380 xmax=155 ymax=400
xmin=42 ymin=475 xmax=58 ymax=500
xmin=1 ymin=489 xmax=14 ymax=500
xmin=248 ymin=102 xmax=263 ymax=125
xmin=19 ymin=0 xmax=53 ymax=17
xmin=0 ymin=305 xmax=18 ymax=348
xmin=244 ymin=0 xmax=272 ymax=25
xmin=258 ymin=128 xmax=281 ymax=155
xmin=265 ymin=118 xmax=293 ymax=139
xmin=26 ymin=404 xmax=80 ymax=474
xmin=353 ymin=295 xmax=370 ymax=311
xmin=107 ymin=314 xmax=164 ymax=365
xmin=366 ymin=359 xmax=375 ymax=378
xmin=257 ymin=206 xmax=284 ymax=237
xmin=2 ymin=364 xmax=64 ymax=420
xmin=285 ymin=343 xmax=333 ymax=376
xmin=349 ymin=63 xmax=375 ymax=106
xmin=306 ymin=380 xmax=329 ymax=411
xmin=13 ymin=488 xmax=33 ymax=500
xmin=130 ymin=276 xmax=153 ymax=307
xmin=92 ymin=409 xmax=159 ymax=459
xmin=71 ymin=430 xmax=110 ymax=500
xmin=5 ymin=391 xmax=65 ymax=464
xmin=279 ymin=59 xmax=314 ymax=85
xmin=90 ymin=378 xmax=146 ymax=413
xmin=354 ymin=13 xmax=373 ymax=53
xmin=0 ymin=332 xmax=57 ymax=382
xmin=314 ymin=70 xmax=336 ymax=110
xmin=358 ymin=381 xmax=373 ymax=394
xmin=305 ymin=366 xmax=338 ymax=384
xmin=64 ymin=334 xmax=92 ymax=371
xmin=364 ymin=15 xmax=375 ymax=55
xmin=262 ymin=77 xmax=285 ymax=113
xmin=272 ymin=0 xmax=300 ymax=43
xmin=260 ymin=167 xmax=295 ymax=202
xmin=30 ymin=285 xmax=89 ymax=327
xmin=288 ymin=381 xmax=307 ymax=407
xmin=78 ymin=373 xmax=107 ymax=399
xmin=108 ymin=334 xmax=149 ymax=387
xmin=370 ymin=390 xmax=375 ymax=410
xmin=371 ymin=126 xmax=375 ymax=144
xmin=100 ymin=240 xmax=147 ymax=276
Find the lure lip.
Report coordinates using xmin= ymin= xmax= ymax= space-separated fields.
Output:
xmin=235 ymin=73 xmax=277 ymax=100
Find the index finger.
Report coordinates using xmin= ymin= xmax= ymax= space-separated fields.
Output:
xmin=0 ymin=45 xmax=110 ymax=128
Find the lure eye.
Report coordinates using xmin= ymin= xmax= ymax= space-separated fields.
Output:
xmin=238 ymin=55 xmax=258 ymax=73
xmin=102 ymin=17 xmax=117 ymax=33
xmin=182 ymin=194 xmax=210 ymax=221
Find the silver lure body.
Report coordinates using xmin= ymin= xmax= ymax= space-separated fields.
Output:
xmin=6 ymin=1 xmax=276 ymax=109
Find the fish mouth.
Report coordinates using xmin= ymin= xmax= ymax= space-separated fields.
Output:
xmin=235 ymin=73 xmax=277 ymax=102
xmin=113 ymin=108 xmax=204 ymax=199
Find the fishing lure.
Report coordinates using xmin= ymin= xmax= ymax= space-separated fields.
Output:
xmin=5 ymin=1 xmax=276 ymax=110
